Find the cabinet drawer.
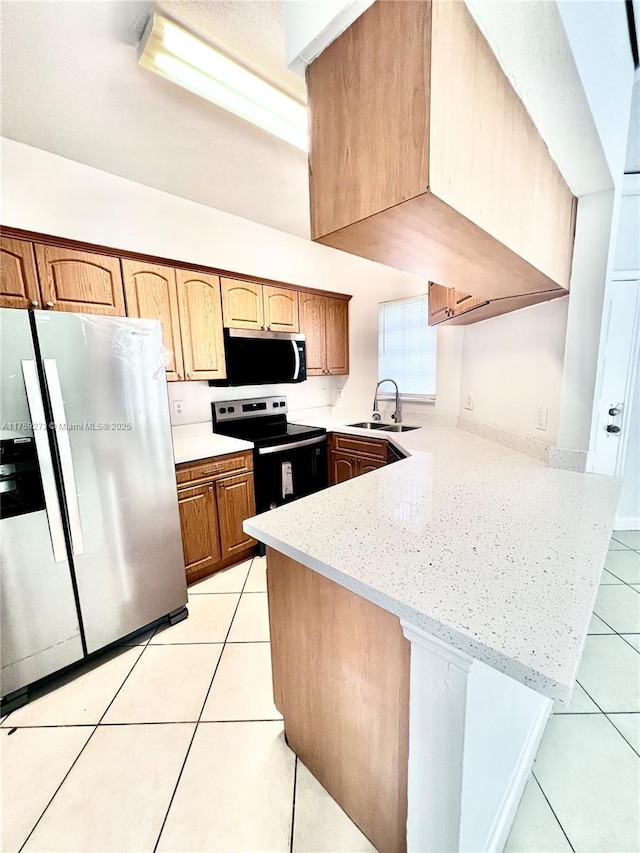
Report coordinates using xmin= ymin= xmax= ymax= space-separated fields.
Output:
xmin=331 ymin=433 xmax=387 ymax=461
xmin=176 ymin=451 xmax=253 ymax=486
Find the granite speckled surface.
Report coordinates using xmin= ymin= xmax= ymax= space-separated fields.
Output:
xmin=244 ymin=421 xmax=620 ymax=704
xmin=172 ymin=422 xmax=253 ymax=465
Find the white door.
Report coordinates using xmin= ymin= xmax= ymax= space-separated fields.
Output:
xmin=587 ymin=278 xmax=640 ymax=475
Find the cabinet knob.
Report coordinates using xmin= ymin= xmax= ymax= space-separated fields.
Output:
xmin=178 ymin=373 xmax=184 ymax=379
xmin=208 ymin=486 xmax=213 ymax=492
xmin=188 ymin=373 xmax=193 ymax=379
xmin=31 ymin=300 xmax=39 ymax=307
xmin=46 ymin=301 xmax=55 ymax=308
xmin=327 ymin=369 xmax=332 ymax=374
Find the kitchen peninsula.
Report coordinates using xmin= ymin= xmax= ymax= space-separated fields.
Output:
xmin=244 ymin=424 xmax=620 ymax=853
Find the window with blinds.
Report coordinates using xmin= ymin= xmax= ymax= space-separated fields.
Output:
xmin=378 ymin=295 xmax=437 ymax=400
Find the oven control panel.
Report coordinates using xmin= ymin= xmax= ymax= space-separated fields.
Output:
xmin=213 ymin=396 xmax=288 ymax=422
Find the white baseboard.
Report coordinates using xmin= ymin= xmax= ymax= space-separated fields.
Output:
xmin=483 ymin=697 xmax=552 ymax=852
xmin=614 ymin=515 xmax=640 ymax=531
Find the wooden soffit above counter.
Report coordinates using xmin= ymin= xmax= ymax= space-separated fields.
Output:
xmin=306 ymin=0 xmax=576 ymax=315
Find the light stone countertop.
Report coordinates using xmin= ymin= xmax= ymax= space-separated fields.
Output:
xmin=244 ymin=418 xmax=621 ymax=704
xmin=172 ymin=422 xmax=253 ymax=465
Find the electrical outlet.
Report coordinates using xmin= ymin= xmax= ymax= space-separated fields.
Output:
xmin=535 ymin=407 xmax=548 ymax=431
xmin=464 ymin=392 xmax=474 ymax=411
xmin=173 ymin=400 xmax=184 ymax=418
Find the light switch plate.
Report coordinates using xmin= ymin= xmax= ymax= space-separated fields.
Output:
xmin=464 ymin=392 xmax=474 ymax=411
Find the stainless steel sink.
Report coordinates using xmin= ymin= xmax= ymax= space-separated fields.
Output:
xmin=346 ymin=422 xmax=388 ymax=430
xmin=346 ymin=422 xmax=419 ymax=432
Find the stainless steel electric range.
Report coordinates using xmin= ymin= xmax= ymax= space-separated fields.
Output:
xmin=212 ymin=396 xmax=328 ymax=515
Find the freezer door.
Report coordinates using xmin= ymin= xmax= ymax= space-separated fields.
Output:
xmin=0 ymin=309 xmax=84 ymax=697
xmin=33 ymin=311 xmax=187 ymax=654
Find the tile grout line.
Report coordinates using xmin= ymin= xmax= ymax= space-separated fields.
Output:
xmin=289 ymin=756 xmax=298 ymax=853
xmin=15 ymin=640 xmax=149 ymax=852
xmin=590 ymin=595 xmax=640 ymax=652
xmin=196 ymin=555 xmax=255 ymax=720
xmin=531 ymin=773 xmax=576 ymax=853
xmin=16 ymin=721 xmax=100 ymax=853
xmin=152 ymin=722 xmax=200 ymax=853
xmin=152 ymin=555 xmax=255 ymax=852
xmin=602 ymin=714 xmax=640 ymax=759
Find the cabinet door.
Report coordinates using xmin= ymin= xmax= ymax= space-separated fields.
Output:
xmin=177 ymin=483 xmax=222 ymax=581
xmin=35 ymin=245 xmax=126 ymax=315
xmin=452 ymin=290 xmax=488 ymax=317
xmin=0 ymin=238 xmax=41 ymax=309
xmin=122 ymin=260 xmax=184 ymax=381
xmin=357 ymin=458 xmax=387 ymax=477
xmin=216 ymin=472 xmax=256 ymax=558
xmin=221 ymin=278 xmax=264 ymax=330
xmin=263 ymin=286 xmax=300 ymax=332
xmin=330 ymin=451 xmax=358 ymax=485
xmin=428 ymin=282 xmax=456 ymax=324
xmin=325 ymin=298 xmax=349 ymax=375
xmin=176 ymin=270 xmax=226 ymax=381
xmin=299 ymin=293 xmax=327 ymax=375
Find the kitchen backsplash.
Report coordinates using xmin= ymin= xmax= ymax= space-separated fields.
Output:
xmin=167 ymin=376 xmax=340 ymax=426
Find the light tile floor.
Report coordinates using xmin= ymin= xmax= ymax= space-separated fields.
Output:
xmin=1 ymin=534 xmax=639 ymax=852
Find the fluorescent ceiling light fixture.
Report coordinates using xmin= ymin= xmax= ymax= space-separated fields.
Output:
xmin=138 ymin=13 xmax=308 ymax=151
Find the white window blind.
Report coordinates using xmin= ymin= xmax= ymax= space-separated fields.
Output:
xmin=378 ymin=295 xmax=437 ymax=399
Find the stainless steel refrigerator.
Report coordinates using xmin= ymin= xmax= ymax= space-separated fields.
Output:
xmin=0 ymin=308 xmax=187 ymax=703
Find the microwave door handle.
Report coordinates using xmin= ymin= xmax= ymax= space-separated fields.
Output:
xmin=20 ymin=360 xmax=67 ymax=563
xmin=292 ymin=340 xmax=300 ymax=381
xmin=43 ymin=359 xmax=85 ymax=556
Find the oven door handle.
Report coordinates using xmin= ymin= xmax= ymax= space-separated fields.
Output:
xmin=257 ymin=435 xmax=327 ymax=455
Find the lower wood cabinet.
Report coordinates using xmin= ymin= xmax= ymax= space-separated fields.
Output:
xmin=329 ymin=433 xmax=399 ymax=485
xmin=216 ymin=473 xmax=257 ymax=558
xmin=177 ymin=483 xmax=222 ymax=579
xmin=176 ymin=451 xmax=256 ymax=584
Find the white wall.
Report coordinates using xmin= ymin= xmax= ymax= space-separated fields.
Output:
xmin=457 ymin=298 xmax=568 ymax=444
xmin=616 ymin=352 xmax=640 ymax=528
xmin=2 ymin=138 xmax=463 ymax=425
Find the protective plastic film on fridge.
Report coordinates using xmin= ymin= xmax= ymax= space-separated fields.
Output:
xmin=0 ymin=308 xmax=187 ymax=704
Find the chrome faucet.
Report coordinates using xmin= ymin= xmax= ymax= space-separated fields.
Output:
xmin=372 ymin=379 xmax=401 ymax=423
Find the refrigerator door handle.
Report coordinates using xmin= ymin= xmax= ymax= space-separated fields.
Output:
xmin=43 ymin=359 xmax=85 ymax=556
xmin=20 ymin=360 xmax=67 ymax=563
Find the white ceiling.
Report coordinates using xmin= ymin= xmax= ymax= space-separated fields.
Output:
xmin=0 ymin=0 xmax=311 ymax=238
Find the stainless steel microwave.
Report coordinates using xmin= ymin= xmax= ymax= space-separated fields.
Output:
xmin=210 ymin=328 xmax=307 ymax=386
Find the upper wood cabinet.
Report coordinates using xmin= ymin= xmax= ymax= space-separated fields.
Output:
xmin=122 ymin=260 xmax=184 ymax=381
xmin=300 ymin=293 xmax=349 ymax=376
xmin=0 ymin=238 xmax=41 ymax=310
xmin=307 ymin=0 xmax=576 ymax=307
xmin=221 ymin=278 xmax=300 ymax=332
xmin=122 ymin=261 xmax=226 ymax=382
xmin=34 ymin=245 xmax=126 ymax=315
xmin=176 ymin=270 xmax=226 ymax=381
xmin=428 ymin=281 xmax=565 ymax=326
xmin=428 ymin=282 xmax=490 ymax=325
xmin=263 ymin=286 xmax=299 ymax=332
xmin=220 ymin=278 xmax=264 ymax=330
